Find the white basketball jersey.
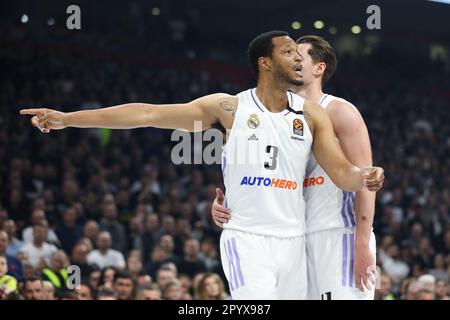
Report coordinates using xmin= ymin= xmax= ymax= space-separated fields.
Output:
xmin=304 ymin=94 xmax=356 ymax=234
xmin=222 ymin=88 xmax=313 ymax=238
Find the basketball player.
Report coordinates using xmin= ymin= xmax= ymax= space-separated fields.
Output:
xmin=212 ymin=35 xmax=378 ymax=299
xmin=20 ymin=31 xmax=384 ymax=299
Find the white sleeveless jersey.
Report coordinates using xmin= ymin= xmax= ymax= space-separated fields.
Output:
xmin=304 ymin=94 xmax=356 ymax=234
xmin=222 ymin=88 xmax=313 ymax=238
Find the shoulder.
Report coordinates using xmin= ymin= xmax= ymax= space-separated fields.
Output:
xmin=20 ymin=242 xmax=32 ymax=250
xmin=327 ymin=97 xmax=359 ymax=115
xmin=47 ymin=243 xmax=58 ymax=251
xmin=326 ymin=98 xmax=366 ymax=130
xmin=203 ymin=93 xmax=237 ymax=106
xmin=87 ymin=250 xmax=97 ymax=257
xmin=111 ymin=249 xmax=124 ymax=257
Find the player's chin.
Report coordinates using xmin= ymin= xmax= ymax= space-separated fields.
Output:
xmin=289 ymin=77 xmax=304 ymax=86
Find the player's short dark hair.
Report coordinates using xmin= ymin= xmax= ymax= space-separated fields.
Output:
xmin=247 ymin=30 xmax=289 ymax=77
xmin=296 ymin=35 xmax=337 ymax=86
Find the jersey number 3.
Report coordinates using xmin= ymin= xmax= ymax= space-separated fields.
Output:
xmin=264 ymin=145 xmax=279 ymax=170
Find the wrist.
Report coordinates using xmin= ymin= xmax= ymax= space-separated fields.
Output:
xmin=355 ymin=237 xmax=370 ymax=249
xmin=63 ymin=112 xmax=70 ymax=128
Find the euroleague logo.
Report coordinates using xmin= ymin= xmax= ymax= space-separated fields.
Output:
xmin=293 ymin=118 xmax=303 ymax=136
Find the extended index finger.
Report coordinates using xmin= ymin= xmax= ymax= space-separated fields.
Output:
xmin=19 ymin=108 xmax=44 ymax=115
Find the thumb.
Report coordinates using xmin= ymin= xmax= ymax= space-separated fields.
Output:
xmin=215 ymin=188 xmax=225 ymax=204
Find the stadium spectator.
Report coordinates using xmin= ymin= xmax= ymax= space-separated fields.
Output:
xmin=86 ymin=231 xmax=126 ymax=269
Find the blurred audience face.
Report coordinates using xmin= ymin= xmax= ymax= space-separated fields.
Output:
xmin=151 ymin=245 xmax=168 ymax=263
xmin=50 ymin=251 xmax=68 ymax=270
xmin=103 ymin=203 xmax=118 ymax=221
xmin=202 ymin=275 xmax=221 ymax=298
xmin=159 ymin=235 xmax=175 ymax=254
xmin=84 ymin=220 xmax=99 ymax=242
xmin=184 ymin=239 xmax=200 ymax=259
xmin=416 ymin=289 xmax=435 ymax=300
xmin=380 ymin=274 xmax=392 ymax=295
xmin=435 ymin=280 xmax=449 ymax=299
xmin=145 ymin=214 xmax=159 ymax=232
xmin=24 ymin=280 xmax=45 ymax=300
xmin=136 ymin=288 xmax=161 ymax=300
xmin=89 ymin=270 xmax=101 ymax=290
xmin=102 ymin=268 xmax=116 ymax=288
xmin=72 ymin=243 xmax=89 ymax=264
xmin=63 ymin=207 xmax=78 ymax=226
xmin=406 ymin=281 xmax=419 ymax=300
xmin=114 ymin=277 xmax=134 ymax=300
xmin=3 ymin=220 xmax=17 ymax=239
xmin=43 ymin=281 xmax=56 ymax=300
xmin=387 ymin=244 xmax=399 ymax=259
xmin=434 ymin=254 xmax=445 ymax=269
xmin=163 ymin=280 xmax=182 ymax=300
xmin=127 ymin=255 xmax=142 ymax=274
xmin=0 ymin=255 xmax=7 ymax=276
xmin=31 ymin=209 xmax=46 ymax=224
xmin=96 ymin=232 xmax=112 ymax=252
xmin=0 ymin=231 xmax=8 ymax=254
xmin=157 ymin=269 xmax=176 ymax=290
xmin=76 ymin=284 xmax=93 ymax=300
xmin=33 ymin=224 xmax=48 ymax=245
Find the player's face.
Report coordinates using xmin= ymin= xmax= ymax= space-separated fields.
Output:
xmin=270 ymin=36 xmax=303 ymax=86
xmin=297 ymin=43 xmax=319 ymax=85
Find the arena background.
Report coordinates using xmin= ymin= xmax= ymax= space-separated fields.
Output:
xmin=1 ymin=0 xmax=449 ymax=300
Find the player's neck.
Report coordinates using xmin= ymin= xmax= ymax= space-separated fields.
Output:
xmin=294 ymin=81 xmax=323 ymax=103
xmin=255 ymin=81 xmax=289 ymax=113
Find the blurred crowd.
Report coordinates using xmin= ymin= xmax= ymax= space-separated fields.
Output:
xmin=1 ymin=20 xmax=449 ymax=300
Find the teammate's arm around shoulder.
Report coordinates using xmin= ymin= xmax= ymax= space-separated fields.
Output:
xmin=20 ymin=94 xmax=238 ymax=133
xmin=304 ymin=100 xmax=384 ymax=192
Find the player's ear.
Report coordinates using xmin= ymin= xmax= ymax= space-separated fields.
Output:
xmin=258 ymin=56 xmax=271 ymax=73
xmin=315 ymin=62 xmax=326 ymax=77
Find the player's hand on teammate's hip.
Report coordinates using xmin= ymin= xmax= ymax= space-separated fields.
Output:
xmin=19 ymin=108 xmax=66 ymax=133
xmin=362 ymin=167 xmax=384 ymax=192
xmin=211 ymin=188 xmax=231 ymax=228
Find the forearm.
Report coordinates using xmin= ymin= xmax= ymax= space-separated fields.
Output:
xmin=64 ymin=103 xmax=152 ymax=129
xmin=354 ymin=189 xmax=376 ymax=246
xmin=332 ymin=164 xmax=364 ymax=192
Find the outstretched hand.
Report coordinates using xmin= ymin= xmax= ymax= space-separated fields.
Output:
xmin=20 ymin=108 xmax=66 ymax=133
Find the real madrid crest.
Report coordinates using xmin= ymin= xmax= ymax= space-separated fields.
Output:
xmin=247 ymin=114 xmax=260 ymax=129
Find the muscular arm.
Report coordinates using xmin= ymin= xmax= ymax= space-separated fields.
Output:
xmin=328 ymin=100 xmax=377 ymax=290
xmin=327 ymin=100 xmax=375 ymax=246
xmin=305 ymin=100 xmax=364 ymax=192
xmin=20 ymin=93 xmax=237 ymax=132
